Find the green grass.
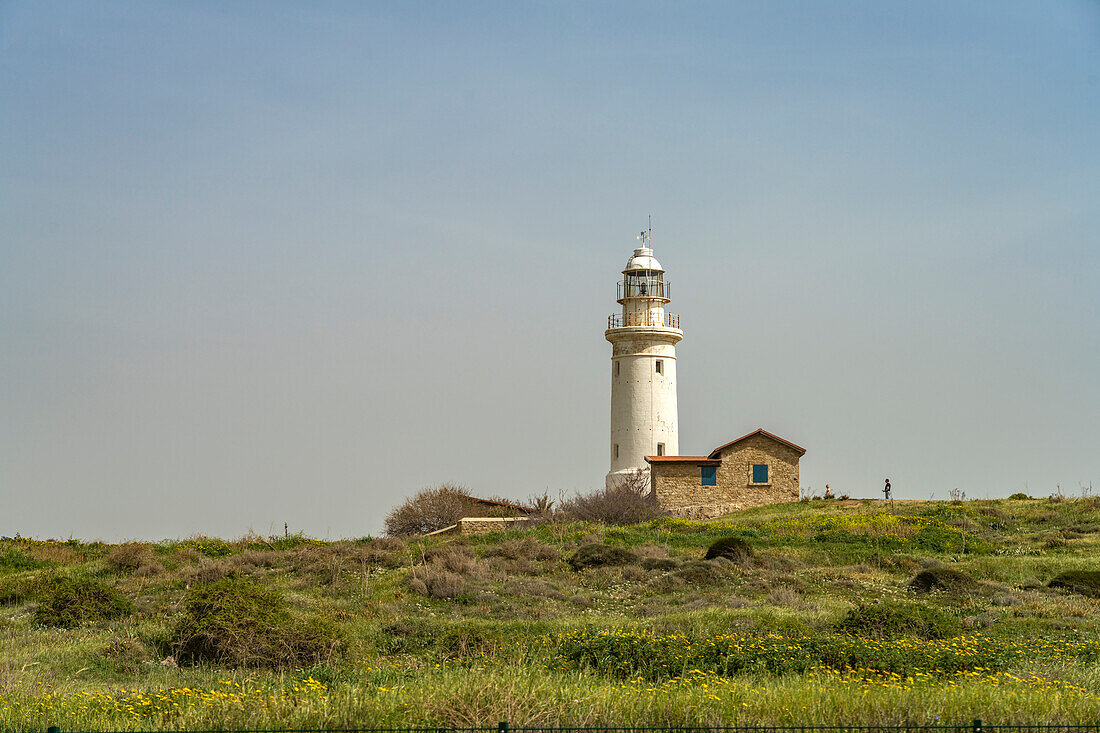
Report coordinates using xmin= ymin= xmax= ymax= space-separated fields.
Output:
xmin=3 ymin=496 xmax=1100 ymax=728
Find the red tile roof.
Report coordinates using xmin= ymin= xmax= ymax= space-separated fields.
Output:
xmin=644 ymin=456 xmax=721 ymax=464
xmin=707 ymin=428 xmax=806 ymax=459
xmin=466 ymin=496 xmax=533 ymax=513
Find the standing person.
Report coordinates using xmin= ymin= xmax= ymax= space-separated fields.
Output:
xmin=883 ymin=478 xmax=892 ymax=505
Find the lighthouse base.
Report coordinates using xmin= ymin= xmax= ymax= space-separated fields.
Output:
xmin=605 ymin=466 xmax=652 ymax=492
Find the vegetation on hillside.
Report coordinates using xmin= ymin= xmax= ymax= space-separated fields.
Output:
xmin=3 ymin=494 xmax=1100 ymax=729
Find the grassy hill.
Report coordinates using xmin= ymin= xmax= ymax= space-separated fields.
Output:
xmin=3 ymin=496 xmax=1100 ymax=729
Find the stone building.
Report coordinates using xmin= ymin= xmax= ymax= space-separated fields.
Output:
xmin=645 ymin=428 xmax=805 ymax=519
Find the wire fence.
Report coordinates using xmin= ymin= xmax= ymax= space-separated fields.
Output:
xmin=41 ymin=722 xmax=1100 ymax=733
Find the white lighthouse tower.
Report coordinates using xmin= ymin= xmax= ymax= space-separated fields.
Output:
xmin=605 ymin=228 xmax=683 ymax=488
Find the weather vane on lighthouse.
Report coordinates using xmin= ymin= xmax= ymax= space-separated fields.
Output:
xmin=637 ymin=215 xmax=652 ymax=247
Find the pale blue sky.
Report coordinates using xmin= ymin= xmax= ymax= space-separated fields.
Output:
xmin=2 ymin=1 xmax=1098 ymax=539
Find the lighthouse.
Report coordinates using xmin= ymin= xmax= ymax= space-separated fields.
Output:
xmin=605 ymin=229 xmax=683 ymax=489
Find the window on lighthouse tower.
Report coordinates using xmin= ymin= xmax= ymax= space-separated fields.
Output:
xmin=655 ymin=360 xmax=663 ymax=375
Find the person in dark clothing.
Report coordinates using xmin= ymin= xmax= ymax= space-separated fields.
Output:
xmin=883 ymin=478 xmax=892 ymax=501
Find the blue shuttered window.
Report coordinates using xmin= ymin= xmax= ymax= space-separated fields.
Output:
xmin=752 ymin=464 xmax=769 ymax=484
xmin=701 ymin=466 xmax=717 ymax=486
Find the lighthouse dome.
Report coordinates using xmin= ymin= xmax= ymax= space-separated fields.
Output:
xmin=624 ymin=247 xmax=663 ymax=272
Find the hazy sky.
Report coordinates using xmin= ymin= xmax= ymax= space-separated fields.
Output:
xmin=2 ymin=1 xmax=1098 ymax=540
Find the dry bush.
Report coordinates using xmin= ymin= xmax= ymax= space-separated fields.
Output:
xmin=558 ymin=471 xmax=665 ymax=525
xmin=103 ymin=636 xmax=153 ymax=674
xmin=1044 ymin=535 xmax=1070 ymax=550
xmin=352 ymin=537 xmax=408 ymax=568
xmin=500 ymin=578 xmax=565 ymax=600
xmin=766 ymin=585 xmax=800 ymax=605
xmin=632 ymin=544 xmax=670 ymax=560
xmin=620 ymin=565 xmax=650 ymax=582
xmin=27 ymin=544 xmax=79 ymax=566
xmin=385 ymin=484 xmax=518 ymax=536
xmin=229 ymin=550 xmax=279 ymax=572
xmin=407 ymin=566 xmax=466 ymax=599
xmin=107 ymin=543 xmax=156 ymax=573
xmin=485 ymin=537 xmax=559 ymax=563
xmin=133 ymin=560 xmax=164 ymax=577
xmin=188 ymin=559 xmax=235 ymax=585
xmin=171 ymin=547 xmax=201 ymax=567
xmin=424 ymin=545 xmax=481 ymax=575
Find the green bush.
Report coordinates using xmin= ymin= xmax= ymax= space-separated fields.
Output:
xmin=1048 ymin=571 xmax=1100 ymax=598
xmin=673 ymin=560 xmax=730 ymax=585
xmin=835 ymin=601 xmax=960 ymax=639
xmin=704 ymin=536 xmax=753 ymax=562
xmin=0 ymin=547 xmax=48 ymax=573
xmin=1009 ymin=492 xmax=1031 ymax=500
xmin=641 ymin=557 xmax=678 ymax=571
xmin=908 ymin=567 xmax=978 ymax=594
xmin=568 ymin=544 xmax=637 ymax=570
xmin=910 ymin=526 xmax=995 ymax=554
xmin=172 ymin=576 xmax=338 ymax=668
xmin=33 ymin=576 xmax=134 ymax=628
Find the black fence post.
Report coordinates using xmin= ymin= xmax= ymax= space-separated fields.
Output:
xmin=498 ymin=722 xmax=509 ymax=733
xmin=973 ymin=719 xmax=983 ymax=733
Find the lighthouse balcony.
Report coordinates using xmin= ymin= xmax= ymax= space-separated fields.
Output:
xmin=607 ymin=312 xmax=681 ymax=329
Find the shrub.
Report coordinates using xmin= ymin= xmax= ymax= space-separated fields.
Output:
xmin=106 ymin=543 xmax=156 ymax=573
xmin=178 ymin=536 xmax=233 ymax=557
xmin=568 ymin=544 xmax=637 ymax=570
xmin=407 ymin=566 xmax=466 ymax=599
xmin=424 ymin=545 xmax=481 ymax=575
xmin=1009 ymin=492 xmax=1030 ymax=500
xmin=33 ymin=576 xmax=134 ymax=628
xmin=1048 ymin=571 xmax=1100 ymax=598
xmin=103 ymin=636 xmax=153 ymax=674
xmin=674 ymin=560 xmax=730 ymax=585
xmin=559 ymin=471 xmax=665 ymax=525
xmin=384 ymin=483 xmax=514 ymax=536
xmin=704 ymin=536 xmax=753 ymax=562
xmin=910 ymin=526 xmax=995 ymax=554
xmin=486 ymin=537 xmax=560 ymax=562
xmin=836 ymin=601 xmax=961 ymax=639
xmin=0 ymin=547 xmax=48 ymax=573
xmin=908 ymin=567 xmax=978 ymax=594
xmin=172 ymin=576 xmax=338 ymax=668
xmin=354 ymin=538 xmax=408 ymax=568
xmin=188 ymin=559 xmax=236 ymax=585
xmin=641 ymin=557 xmax=679 ymax=571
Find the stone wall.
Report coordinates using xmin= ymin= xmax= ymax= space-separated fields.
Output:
xmin=651 ymin=433 xmax=800 ymax=518
xmin=457 ymin=517 xmax=531 ymax=535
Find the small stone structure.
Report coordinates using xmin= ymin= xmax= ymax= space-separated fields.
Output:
xmin=425 ymin=516 xmax=533 ymax=536
xmin=646 ymin=428 xmax=805 ymax=519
